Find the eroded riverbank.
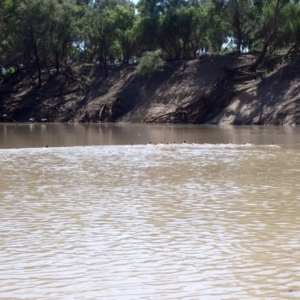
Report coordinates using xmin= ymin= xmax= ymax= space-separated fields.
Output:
xmin=1 ymin=55 xmax=300 ymax=126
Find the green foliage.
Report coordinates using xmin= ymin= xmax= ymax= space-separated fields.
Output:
xmin=80 ymin=75 xmax=91 ymax=85
xmin=158 ymin=6 xmax=204 ymax=59
xmin=1 ymin=0 xmax=300 ymax=83
xmin=3 ymin=67 xmax=16 ymax=77
xmin=136 ymin=49 xmax=165 ymax=75
xmin=212 ymin=0 xmax=262 ymax=53
xmin=289 ymin=3 xmax=300 ymax=44
xmin=83 ymin=63 xmax=95 ymax=67
xmin=0 ymin=66 xmax=16 ymax=82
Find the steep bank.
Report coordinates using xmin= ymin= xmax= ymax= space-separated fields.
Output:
xmin=1 ymin=54 xmax=300 ymax=125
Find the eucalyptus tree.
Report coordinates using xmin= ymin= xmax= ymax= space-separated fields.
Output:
xmin=203 ymin=2 xmax=229 ymax=53
xmin=85 ymin=7 xmax=116 ymax=76
xmin=250 ymin=0 xmax=292 ymax=71
xmin=0 ymin=0 xmax=84 ymax=85
xmin=285 ymin=1 xmax=300 ymax=57
xmin=8 ymin=0 xmax=56 ymax=88
xmin=0 ymin=0 xmax=21 ymax=74
xmin=212 ymin=0 xmax=262 ymax=55
xmin=137 ymin=0 xmax=212 ymax=59
xmin=137 ymin=0 xmax=187 ymax=16
xmin=158 ymin=6 xmax=206 ymax=59
xmin=135 ymin=0 xmax=162 ymax=52
xmin=92 ymin=0 xmax=135 ymax=9
xmin=46 ymin=0 xmax=80 ymax=73
xmin=110 ymin=5 xmax=137 ymax=63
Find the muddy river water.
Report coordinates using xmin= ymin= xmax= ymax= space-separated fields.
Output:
xmin=0 ymin=124 xmax=300 ymax=299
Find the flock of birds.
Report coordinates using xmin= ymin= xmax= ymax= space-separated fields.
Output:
xmin=29 ymin=118 xmax=47 ymax=122
xmin=2 ymin=114 xmax=47 ymax=123
xmin=1 ymin=115 xmax=257 ymax=148
xmin=12 ymin=141 xmax=254 ymax=150
xmin=136 ymin=141 xmax=254 ymax=146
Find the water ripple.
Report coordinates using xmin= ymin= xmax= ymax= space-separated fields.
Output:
xmin=0 ymin=144 xmax=300 ymax=299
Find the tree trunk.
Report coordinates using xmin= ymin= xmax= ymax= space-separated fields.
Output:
xmin=46 ymin=64 xmax=51 ymax=76
xmin=33 ymin=41 xmax=42 ymax=88
xmin=122 ymin=47 xmax=126 ymax=64
xmin=236 ymin=38 xmax=242 ymax=56
xmin=103 ymin=39 xmax=108 ymax=77
xmin=103 ymin=56 xmax=108 ymax=77
xmin=99 ymin=57 xmax=103 ymax=72
xmin=55 ymin=50 xmax=60 ymax=74
xmin=249 ymin=40 xmax=271 ymax=72
xmin=234 ymin=2 xmax=242 ymax=56
xmin=250 ymin=0 xmax=282 ymax=72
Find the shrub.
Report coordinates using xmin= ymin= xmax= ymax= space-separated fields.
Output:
xmin=136 ymin=49 xmax=165 ymax=76
xmin=1 ymin=67 xmax=17 ymax=81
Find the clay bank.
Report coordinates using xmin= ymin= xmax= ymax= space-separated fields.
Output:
xmin=1 ymin=54 xmax=300 ymax=126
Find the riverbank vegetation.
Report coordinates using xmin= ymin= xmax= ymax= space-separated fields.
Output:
xmin=1 ymin=0 xmax=300 ymax=84
xmin=1 ymin=1 xmax=300 ymax=125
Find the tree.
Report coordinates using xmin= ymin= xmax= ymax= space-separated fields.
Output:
xmin=0 ymin=0 xmax=21 ymax=73
xmin=212 ymin=0 xmax=262 ymax=55
xmin=85 ymin=8 xmax=116 ymax=76
xmin=285 ymin=1 xmax=300 ymax=57
xmin=158 ymin=6 xmax=205 ymax=59
xmin=16 ymin=0 xmax=58 ymax=87
xmin=250 ymin=0 xmax=291 ymax=71
xmin=1 ymin=0 xmax=299 ymax=87
xmin=46 ymin=1 xmax=79 ymax=73
xmin=110 ymin=5 xmax=137 ymax=63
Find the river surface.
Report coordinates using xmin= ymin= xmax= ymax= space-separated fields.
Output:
xmin=0 ymin=124 xmax=300 ymax=299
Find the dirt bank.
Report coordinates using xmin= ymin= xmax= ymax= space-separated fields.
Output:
xmin=1 ymin=54 xmax=300 ymax=125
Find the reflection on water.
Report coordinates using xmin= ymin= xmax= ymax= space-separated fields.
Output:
xmin=0 ymin=143 xmax=300 ymax=299
xmin=2 ymin=123 xmax=300 ymax=148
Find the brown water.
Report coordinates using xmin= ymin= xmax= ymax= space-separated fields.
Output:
xmin=1 ymin=123 xmax=300 ymax=148
xmin=0 ymin=124 xmax=300 ymax=299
